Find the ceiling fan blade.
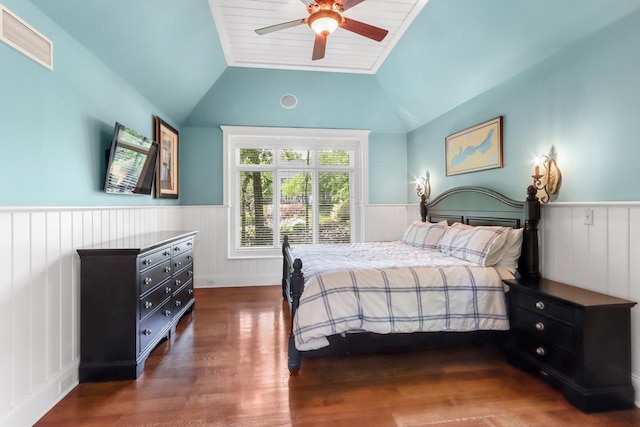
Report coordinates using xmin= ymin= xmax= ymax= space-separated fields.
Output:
xmin=312 ymin=34 xmax=327 ymax=60
xmin=341 ymin=17 xmax=388 ymax=42
xmin=255 ymin=18 xmax=306 ymax=35
xmin=341 ymin=0 xmax=366 ymax=12
xmin=299 ymin=0 xmax=316 ymax=5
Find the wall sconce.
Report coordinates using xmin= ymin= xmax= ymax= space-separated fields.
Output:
xmin=531 ymin=151 xmax=561 ymax=203
xmin=415 ymin=171 xmax=431 ymax=200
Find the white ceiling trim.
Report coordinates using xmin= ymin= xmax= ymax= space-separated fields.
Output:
xmin=209 ymin=0 xmax=428 ymax=74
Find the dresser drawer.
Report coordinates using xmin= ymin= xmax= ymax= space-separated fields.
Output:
xmin=516 ymin=332 xmax=575 ymax=378
xmin=140 ymin=260 xmax=172 ymax=295
xmin=139 ymin=300 xmax=172 ymax=353
xmin=172 ymin=239 xmax=193 ymax=257
xmin=172 ymin=249 xmax=193 ymax=273
xmin=138 ymin=246 xmax=172 ymax=272
xmin=172 ymin=265 xmax=193 ymax=290
xmin=172 ymin=281 xmax=194 ymax=319
xmin=515 ymin=292 xmax=574 ymax=324
xmin=139 ymin=283 xmax=172 ymax=321
xmin=514 ymin=307 xmax=575 ymax=351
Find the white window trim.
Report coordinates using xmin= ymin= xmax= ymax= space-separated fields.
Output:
xmin=222 ymin=125 xmax=370 ymax=259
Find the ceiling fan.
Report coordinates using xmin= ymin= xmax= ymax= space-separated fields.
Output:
xmin=255 ymin=0 xmax=389 ymax=61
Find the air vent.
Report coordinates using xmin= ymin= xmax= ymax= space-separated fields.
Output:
xmin=1 ymin=4 xmax=53 ymax=70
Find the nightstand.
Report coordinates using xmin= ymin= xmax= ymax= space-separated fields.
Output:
xmin=504 ymin=277 xmax=636 ymax=412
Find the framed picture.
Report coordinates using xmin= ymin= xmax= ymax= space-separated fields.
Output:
xmin=445 ymin=116 xmax=503 ymax=176
xmin=154 ymin=116 xmax=179 ymax=199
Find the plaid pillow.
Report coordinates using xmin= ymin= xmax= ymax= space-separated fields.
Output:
xmin=401 ymin=220 xmax=448 ymax=250
xmin=437 ymin=223 xmax=510 ymax=266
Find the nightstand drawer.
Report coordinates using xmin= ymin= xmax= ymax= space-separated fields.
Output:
xmin=515 ymin=291 xmax=574 ymax=324
xmin=513 ymin=307 xmax=574 ymax=351
xmin=516 ymin=332 xmax=575 ymax=378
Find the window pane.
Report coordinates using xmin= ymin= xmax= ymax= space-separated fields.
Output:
xmin=239 ymin=171 xmax=273 ymax=247
xmin=318 ymin=172 xmax=350 ymax=243
xmin=240 ymin=148 xmax=273 ymax=165
xmin=318 ymin=150 xmax=351 ymax=167
xmin=279 ymin=149 xmax=312 ymax=166
xmin=280 ymin=171 xmax=312 ymax=245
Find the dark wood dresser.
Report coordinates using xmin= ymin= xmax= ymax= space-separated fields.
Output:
xmin=504 ymin=277 xmax=636 ymax=412
xmin=77 ymin=230 xmax=197 ymax=382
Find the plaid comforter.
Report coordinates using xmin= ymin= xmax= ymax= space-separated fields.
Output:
xmin=290 ymin=243 xmax=511 ymax=351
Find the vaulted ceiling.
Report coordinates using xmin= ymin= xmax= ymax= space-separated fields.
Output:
xmin=29 ymin=0 xmax=640 ymax=132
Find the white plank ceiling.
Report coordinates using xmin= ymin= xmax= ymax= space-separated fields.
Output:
xmin=209 ymin=0 xmax=428 ymax=74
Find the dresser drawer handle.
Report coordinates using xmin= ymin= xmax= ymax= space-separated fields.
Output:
xmin=174 ymin=261 xmax=182 ymax=267
xmin=187 ymin=254 xmax=193 ymax=260
xmin=164 ymin=310 xmax=172 ymax=317
xmin=188 ymin=270 xmax=193 ymax=276
xmin=535 ymin=322 xmax=545 ymax=331
xmin=144 ymin=301 xmax=153 ymax=309
xmin=165 ymin=286 xmax=172 ymax=294
xmin=143 ymin=259 xmax=152 ymax=265
xmin=144 ymin=277 xmax=152 ymax=285
xmin=174 ymin=246 xmax=181 ymax=252
xmin=535 ymin=346 xmax=546 ymax=356
xmin=175 ymin=300 xmax=182 ymax=307
xmin=175 ymin=279 xmax=182 ymax=287
xmin=164 ymin=266 xmax=171 ymax=273
xmin=535 ymin=301 xmax=545 ymax=310
xmin=143 ymin=329 xmax=152 ymax=336
xmin=187 ymin=241 xmax=193 ymax=246
xmin=164 ymin=250 xmax=171 ymax=256
xmin=188 ymin=289 xmax=194 ymax=295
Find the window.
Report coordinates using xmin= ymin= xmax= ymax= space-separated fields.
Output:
xmin=223 ymin=126 xmax=369 ymax=259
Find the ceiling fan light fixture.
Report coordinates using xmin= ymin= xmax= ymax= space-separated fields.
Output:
xmin=308 ymin=10 xmax=341 ymax=36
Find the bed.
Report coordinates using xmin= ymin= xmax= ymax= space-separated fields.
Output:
xmin=281 ymin=186 xmax=541 ymax=373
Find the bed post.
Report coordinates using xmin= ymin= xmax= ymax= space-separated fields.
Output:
xmin=282 ymin=236 xmax=289 ymax=300
xmin=420 ymin=194 xmax=427 ymax=222
xmin=522 ymin=185 xmax=541 ymax=278
xmin=288 ymin=258 xmax=304 ymax=374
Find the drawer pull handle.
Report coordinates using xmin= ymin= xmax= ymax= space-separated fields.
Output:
xmin=175 ymin=261 xmax=182 ymax=267
xmin=164 ymin=250 xmax=171 ymax=256
xmin=143 ymin=329 xmax=152 ymax=336
xmin=143 ymin=259 xmax=152 ymax=265
xmin=175 ymin=300 xmax=182 ymax=307
xmin=164 ymin=310 xmax=172 ymax=317
xmin=188 ymin=254 xmax=193 ymax=260
xmin=165 ymin=287 xmax=172 ymax=294
xmin=175 ymin=279 xmax=182 ymax=287
xmin=144 ymin=301 xmax=153 ymax=309
xmin=174 ymin=247 xmax=181 ymax=252
xmin=535 ymin=301 xmax=545 ymax=310
xmin=535 ymin=322 xmax=545 ymax=331
xmin=144 ymin=277 xmax=152 ymax=285
xmin=164 ymin=266 xmax=171 ymax=273
xmin=187 ymin=241 xmax=193 ymax=246
xmin=188 ymin=289 xmax=194 ymax=295
xmin=535 ymin=346 xmax=546 ymax=356
xmin=188 ymin=270 xmax=193 ymax=276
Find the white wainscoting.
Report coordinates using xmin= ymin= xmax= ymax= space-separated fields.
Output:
xmin=0 ymin=206 xmax=182 ymax=427
xmin=540 ymin=202 xmax=640 ymax=406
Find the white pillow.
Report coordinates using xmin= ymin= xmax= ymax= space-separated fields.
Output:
xmin=496 ymin=227 xmax=524 ymax=273
xmin=437 ymin=223 xmax=510 ymax=266
xmin=402 ymin=220 xmax=448 ymax=250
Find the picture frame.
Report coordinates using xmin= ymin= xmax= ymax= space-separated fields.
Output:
xmin=445 ymin=116 xmax=503 ymax=176
xmin=154 ymin=116 xmax=179 ymax=199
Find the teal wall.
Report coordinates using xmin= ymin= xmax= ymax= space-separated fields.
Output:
xmin=407 ymin=10 xmax=640 ymax=202
xmin=0 ymin=0 xmax=179 ymax=206
xmin=180 ymin=67 xmax=408 ymax=205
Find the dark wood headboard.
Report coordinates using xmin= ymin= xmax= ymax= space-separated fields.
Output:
xmin=419 ymin=186 xmax=541 ymax=279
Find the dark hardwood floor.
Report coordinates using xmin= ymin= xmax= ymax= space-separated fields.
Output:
xmin=37 ymin=286 xmax=640 ymax=426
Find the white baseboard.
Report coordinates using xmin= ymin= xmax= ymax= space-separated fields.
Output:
xmin=1 ymin=360 xmax=79 ymax=427
xmin=195 ymin=274 xmax=280 ymax=288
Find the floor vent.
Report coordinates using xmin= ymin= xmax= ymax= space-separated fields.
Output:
xmin=1 ymin=4 xmax=53 ymax=70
